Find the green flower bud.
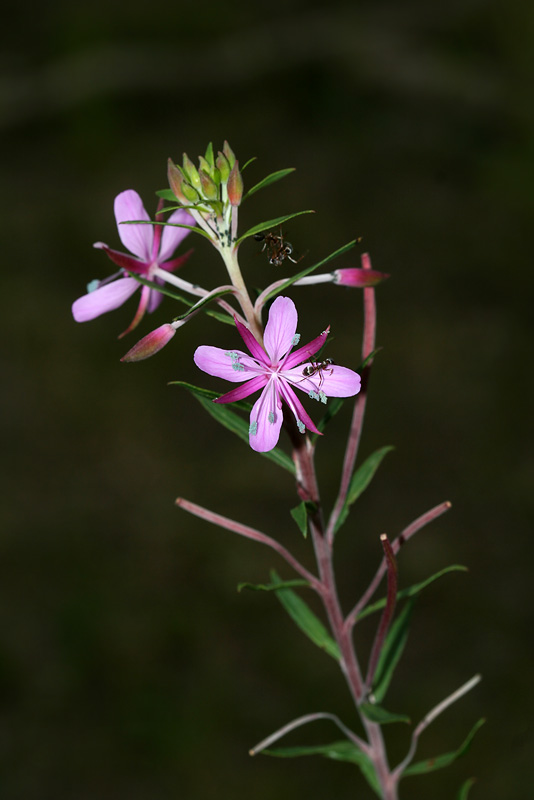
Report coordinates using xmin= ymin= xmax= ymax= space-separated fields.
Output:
xmin=216 ymin=151 xmax=230 ymax=182
xmin=199 ymin=169 xmax=219 ymax=201
xmin=182 ymin=153 xmax=202 ymax=192
xmin=167 ymin=159 xmax=189 ymax=205
xmin=222 ymin=140 xmax=236 ymax=168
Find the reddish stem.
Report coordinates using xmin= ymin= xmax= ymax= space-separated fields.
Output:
xmin=365 ymin=534 xmax=398 ymax=690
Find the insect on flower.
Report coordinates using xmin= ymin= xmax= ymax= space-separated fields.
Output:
xmin=254 ymin=228 xmax=298 ymax=267
xmin=302 ymin=357 xmax=334 ymax=389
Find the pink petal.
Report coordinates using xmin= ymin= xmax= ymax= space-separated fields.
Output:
xmin=118 ymin=284 xmax=151 ymax=338
xmin=72 ymin=277 xmax=139 ymax=322
xmin=249 ymin=382 xmax=284 ymax=452
xmin=214 ymin=374 xmax=269 ymax=404
xmin=194 ymin=346 xmax=262 ymax=382
xmin=114 ymin=190 xmax=153 ymax=262
xmin=263 ymin=296 xmax=298 ymax=363
xmin=235 ymin=318 xmax=269 ymax=363
xmin=284 ymin=327 xmax=330 ymax=370
xmin=278 ymin=382 xmax=321 ymax=436
xmin=317 ymin=365 xmax=361 ymax=397
xmin=92 ymin=243 xmax=146 ymax=274
xmin=158 ymin=209 xmax=196 ymax=262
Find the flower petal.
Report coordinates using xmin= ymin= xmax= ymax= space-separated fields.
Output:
xmin=278 ymin=382 xmax=321 ymax=436
xmin=316 ymin=365 xmax=361 ymax=397
xmin=92 ymin=243 xmax=146 ymax=273
xmin=118 ymin=284 xmax=151 ymax=338
xmin=283 ymin=327 xmax=329 ymax=370
xmin=194 ymin=346 xmax=262 ymax=382
xmin=263 ymin=296 xmax=298 ymax=363
xmin=158 ymin=209 xmax=196 ymax=262
xmin=214 ymin=374 xmax=269 ymax=403
xmin=235 ymin=318 xmax=269 ymax=363
xmin=72 ymin=277 xmax=139 ymax=322
xmin=249 ymin=382 xmax=284 ymax=452
xmin=114 ymin=190 xmax=153 ymax=261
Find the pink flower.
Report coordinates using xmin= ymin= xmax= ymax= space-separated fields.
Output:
xmin=72 ymin=190 xmax=194 ymax=337
xmin=194 ymin=296 xmax=361 ymax=452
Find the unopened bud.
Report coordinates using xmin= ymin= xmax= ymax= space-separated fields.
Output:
xmin=222 ymin=140 xmax=236 ymax=168
xmin=227 ymin=160 xmax=243 ymax=206
xmin=182 ymin=153 xmax=202 ymax=192
xmin=167 ymin=159 xmax=189 ymax=205
xmin=199 ymin=169 xmax=219 ymax=201
xmin=121 ymin=324 xmax=176 ymax=362
xmin=216 ymin=151 xmax=230 ymax=182
xmin=333 ymin=268 xmax=390 ymax=287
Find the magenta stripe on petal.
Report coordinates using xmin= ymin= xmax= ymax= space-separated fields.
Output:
xmin=235 ymin=318 xmax=268 ymax=363
xmin=214 ymin=374 xmax=269 ymax=404
xmin=284 ymin=327 xmax=329 ymax=370
xmin=72 ymin=277 xmax=139 ymax=322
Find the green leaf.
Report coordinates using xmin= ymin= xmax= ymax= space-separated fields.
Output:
xmin=241 ymin=156 xmax=257 ymax=171
xmin=334 ymin=446 xmax=395 ymax=535
xmin=360 ymin=702 xmax=410 ymax=725
xmin=170 ymin=382 xmax=295 ymax=474
xmin=204 ymin=141 xmax=215 ymax=168
xmin=243 ymin=168 xmax=296 ymax=200
xmin=237 ymin=579 xmax=309 ymax=593
xmin=263 ymin=741 xmax=380 ymax=797
xmin=356 ymin=565 xmax=468 ymax=623
xmin=290 ymin=501 xmax=317 ymax=538
xmin=270 ymin=570 xmax=341 ymax=661
xmin=457 ymin=777 xmax=477 ymax=799
xmin=156 ymin=188 xmax=178 ymax=201
xmin=236 ymin=211 xmax=315 ymax=244
xmin=403 ymin=719 xmax=485 ymax=777
xmin=258 ymin=239 xmax=359 ymax=306
xmin=290 ymin=502 xmax=308 ymax=537
xmin=172 ymin=286 xmax=236 ymax=321
xmin=372 ymin=598 xmax=415 ymax=703
xmin=315 ymin=397 xmax=345 ymax=434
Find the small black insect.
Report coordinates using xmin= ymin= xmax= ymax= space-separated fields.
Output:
xmin=302 ymin=358 xmax=334 ymax=389
xmin=254 ymin=228 xmax=298 ymax=267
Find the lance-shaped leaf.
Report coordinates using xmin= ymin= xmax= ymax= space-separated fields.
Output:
xmin=290 ymin=500 xmax=317 ymax=538
xmin=356 ymin=565 xmax=468 ymax=622
xmin=237 ymin=579 xmax=309 ymax=593
xmin=243 ymin=168 xmax=296 ymax=200
xmin=372 ymin=598 xmax=415 ymax=703
xmin=170 ymin=382 xmax=295 ymax=474
xmin=236 ymin=211 xmax=315 ymax=244
xmin=360 ymin=702 xmax=410 ymax=725
xmin=263 ymin=741 xmax=380 ymax=797
xmin=334 ymin=446 xmax=395 ymax=536
xmin=270 ymin=570 xmax=341 ymax=661
xmin=402 ymin=719 xmax=485 ymax=777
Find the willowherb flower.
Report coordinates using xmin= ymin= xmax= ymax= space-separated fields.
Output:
xmin=72 ymin=190 xmax=194 ymax=337
xmin=194 ymin=296 xmax=361 ymax=452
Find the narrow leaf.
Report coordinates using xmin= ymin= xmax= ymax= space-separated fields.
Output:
xmin=172 ymin=286 xmax=236 ymax=321
xmin=237 ymin=579 xmax=309 ymax=593
xmin=243 ymin=168 xmax=296 ymax=200
xmin=263 ymin=741 xmax=380 ymax=797
xmin=457 ymin=777 xmax=477 ymax=799
xmin=156 ymin=189 xmax=179 ymax=201
xmin=403 ymin=719 xmax=485 ymax=777
xmin=270 ymin=570 xmax=341 ymax=661
xmin=290 ymin=502 xmax=308 ymax=538
xmin=360 ymin=702 xmax=410 ymax=725
xmin=236 ymin=211 xmax=315 ymax=244
xmin=241 ymin=156 xmax=257 ymax=171
xmin=316 ymin=397 xmax=345 ymax=434
xmin=334 ymin=446 xmax=395 ymax=535
xmin=372 ymin=598 xmax=415 ymax=702
xmin=171 ymin=382 xmax=295 ymax=474
xmin=356 ymin=565 xmax=468 ymax=622
xmin=122 ymin=218 xmax=213 ymax=241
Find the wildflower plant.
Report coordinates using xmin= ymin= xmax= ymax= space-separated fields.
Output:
xmin=73 ymin=142 xmax=482 ymax=799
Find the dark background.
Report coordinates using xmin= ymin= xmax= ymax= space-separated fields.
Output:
xmin=2 ymin=1 xmax=532 ymax=798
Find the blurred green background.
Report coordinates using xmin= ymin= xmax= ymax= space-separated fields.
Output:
xmin=2 ymin=0 xmax=532 ymax=797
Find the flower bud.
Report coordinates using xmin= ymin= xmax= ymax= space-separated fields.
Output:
xmin=227 ymin=160 xmax=243 ymax=206
xmin=199 ymin=169 xmax=219 ymax=201
xmin=121 ymin=323 xmax=176 ymax=362
xmin=167 ymin=159 xmax=189 ymax=205
xmin=182 ymin=153 xmax=202 ymax=192
xmin=216 ymin=151 xmax=230 ymax=182
xmin=333 ymin=268 xmax=390 ymax=287
xmin=222 ymin=140 xmax=236 ymax=168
